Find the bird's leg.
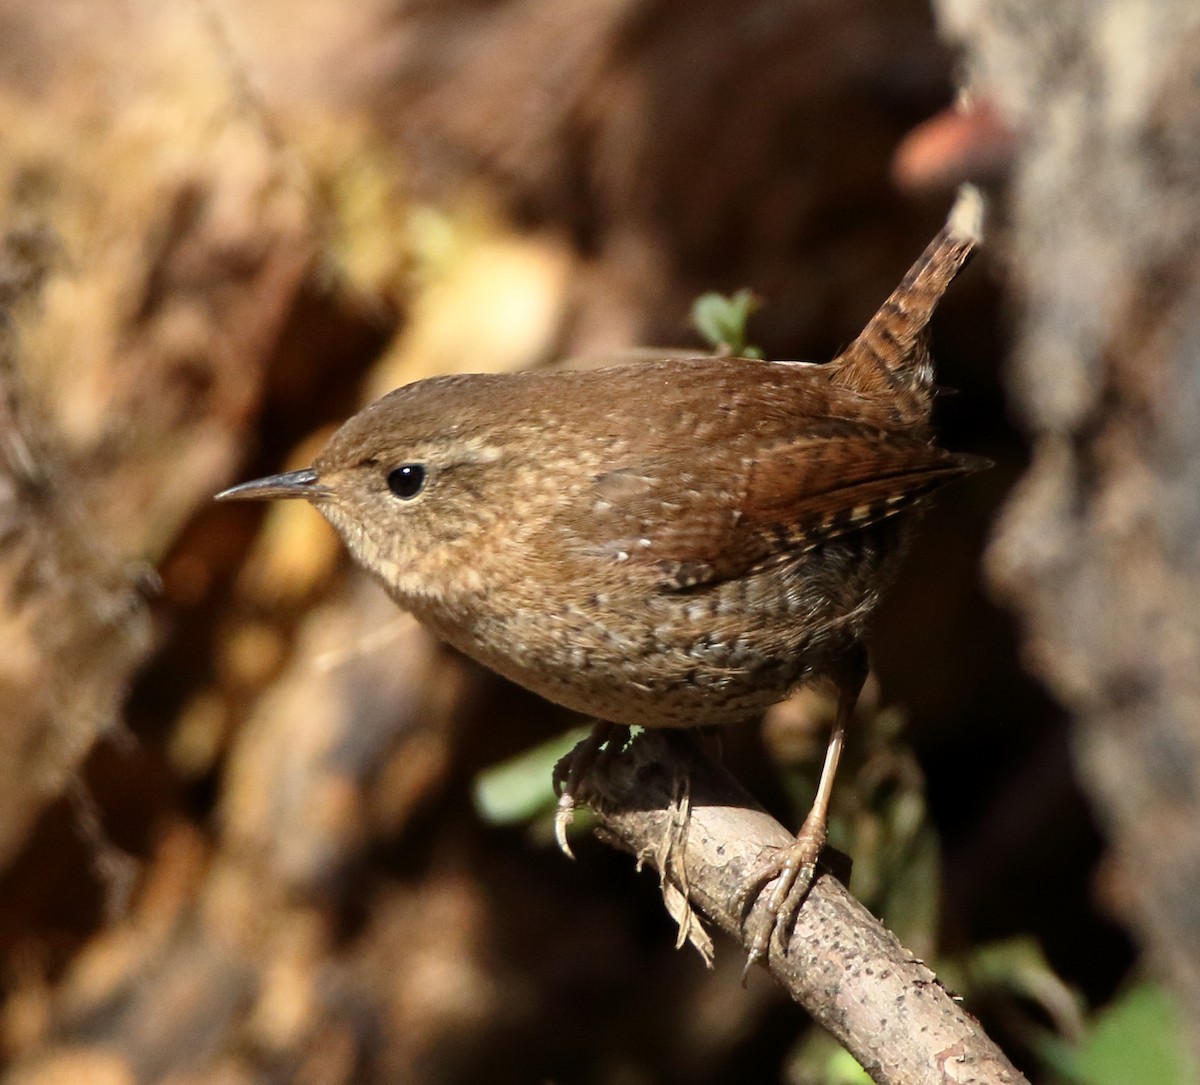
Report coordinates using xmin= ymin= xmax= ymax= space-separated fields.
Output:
xmin=740 ymin=649 xmax=868 ymax=975
xmin=552 ymin=721 xmax=628 ymax=858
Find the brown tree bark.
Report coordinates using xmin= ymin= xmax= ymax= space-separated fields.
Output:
xmin=938 ymin=0 xmax=1200 ymax=1059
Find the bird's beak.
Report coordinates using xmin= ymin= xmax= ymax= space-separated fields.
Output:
xmin=215 ymin=467 xmax=329 ymax=503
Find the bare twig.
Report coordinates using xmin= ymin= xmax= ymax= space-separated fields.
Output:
xmin=576 ymin=730 xmax=1029 ymax=1085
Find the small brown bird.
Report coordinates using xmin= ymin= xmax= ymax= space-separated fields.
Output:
xmin=219 ymin=186 xmax=984 ymax=965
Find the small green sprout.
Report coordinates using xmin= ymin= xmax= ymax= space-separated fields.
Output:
xmin=690 ymin=288 xmax=763 ymax=358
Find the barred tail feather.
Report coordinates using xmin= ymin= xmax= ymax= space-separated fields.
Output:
xmin=831 ymin=184 xmax=985 ymax=420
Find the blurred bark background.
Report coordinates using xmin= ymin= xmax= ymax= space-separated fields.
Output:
xmin=939 ymin=0 xmax=1200 ymax=1072
xmin=0 ymin=0 xmax=1193 ymax=1082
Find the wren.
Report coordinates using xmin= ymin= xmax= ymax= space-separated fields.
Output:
xmin=218 ymin=186 xmax=985 ymax=967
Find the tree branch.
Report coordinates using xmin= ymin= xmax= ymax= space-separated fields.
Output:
xmin=575 ymin=730 xmax=1028 ymax=1085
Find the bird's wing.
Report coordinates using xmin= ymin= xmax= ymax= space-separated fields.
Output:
xmin=577 ymin=433 xmax=979 ymax=590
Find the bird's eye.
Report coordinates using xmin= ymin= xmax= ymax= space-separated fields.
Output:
xmin=386 ymin=463 xmax=426 ymax=500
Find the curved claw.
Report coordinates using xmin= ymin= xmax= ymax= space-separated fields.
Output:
xmin=554 ymin=793 xmax=577 ymax=860
xmin=550 ymin=721 xmax=621 ymax=860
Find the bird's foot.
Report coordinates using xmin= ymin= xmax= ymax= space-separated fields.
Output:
xmin=738 ymin=811 xmax=828 ymax=980
xmin=551 ymin=721 xmax=627 ymax=858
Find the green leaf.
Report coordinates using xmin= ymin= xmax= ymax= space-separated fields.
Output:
xmin=785 ymin=1029 xmax=874 ymax=1085
xmin=690 ymin=288 xmax=762 ymax=356
xmin=1041 ymin=983 xmax=1200 ymax=1085
xmin=471 ymin=725 xmax=594 ymax=826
